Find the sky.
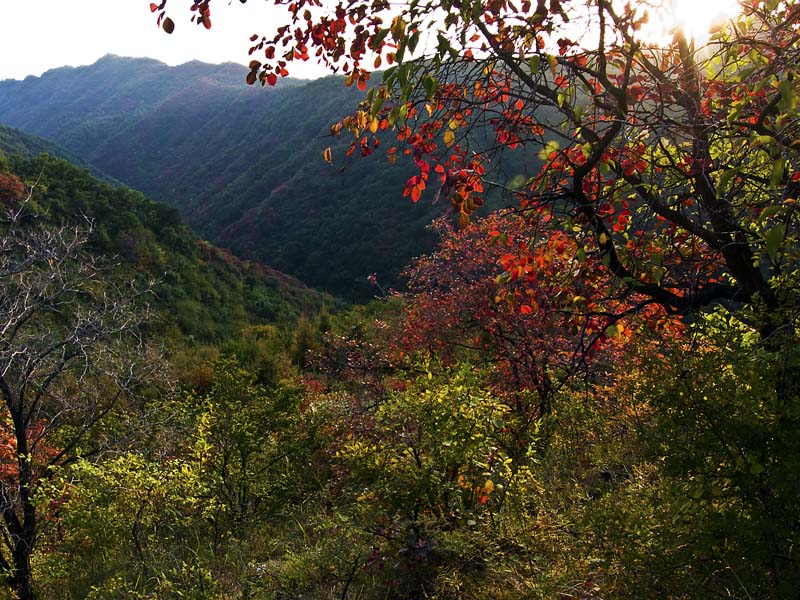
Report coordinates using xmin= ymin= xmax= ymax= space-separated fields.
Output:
xmin=0 ymin=0 xmax=743 ymax=82
xmin=0 ymin=0 xmax=327 ymax=81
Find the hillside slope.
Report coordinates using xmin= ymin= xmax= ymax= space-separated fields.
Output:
xmin=0 ymin=56 xmax=457 ymax=298
xmin=0 ymin=123 xmax=118 ymax=184
xmin=2 ymin=152 xmax=331 ymax=342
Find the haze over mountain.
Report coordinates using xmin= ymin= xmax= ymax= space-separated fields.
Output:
xmin=0 ymin=55 xmax=450 ymax=299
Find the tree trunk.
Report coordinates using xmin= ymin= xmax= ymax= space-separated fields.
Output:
xmin=11 ymin=544 xmax=36 ymax=600
xmin=11 ymin=459 xmax=37 ymax=600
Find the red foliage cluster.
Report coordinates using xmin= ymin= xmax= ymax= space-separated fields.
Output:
xmin=0 ymin=173 xmax=26 ymax=206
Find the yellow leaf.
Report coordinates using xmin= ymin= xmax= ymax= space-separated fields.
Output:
xmin=484 ymin=479 xmax=495 ymax=494
xmin=390 ymin=15 xmax=406 ymax=42
xmin=444 ymin=130 xmax=455 ymax=147
xmin=323 ymin=147 xmax=332 ymax=164
xmin=369 ymin=118 xmax=379 ymax=134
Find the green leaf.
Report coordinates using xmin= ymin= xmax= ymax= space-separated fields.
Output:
xmin=390 ymin=16 xmax=406 ymax=42
xmin=778 ymin=78 xmax=797 ymax=111
xmin=717 ymin=168 xmax=740 ymax=193
xmin=537 ymin=139 xmax=560 ymax=161
xmin=770 ymin=157 xmax=785 ymax=186
xmin=370 ymin=28 xmax=390 ymax=51
xmin=422 ymin=74 xmax=438 ymax=101
xmin=408 ymin=31 xmax=421 ymax=54
xmin=388 ymin=105 xmax=401 ymax=127
xmin=437 ymin=32 xmax=452 ymax=54
xmin=752 ymin=134 xmax=777 ymax=148
xmin=370 ymin=95 xmax=385 ymax=117
xmin=759 ymin=205 xmax=783 ymax=221
xmin=764 ymin=223 xmax=786 ymax=262
xmin=382 ymin=66 xmax=397 ymax=87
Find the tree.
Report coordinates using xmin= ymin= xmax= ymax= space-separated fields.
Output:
xmin=157 ymin=0 xmax=798 ymax=331
xmin=399 ymin=211 xmax=681 ymax=449
xmin=192 ymin=358 xmax=302 ymax=541
xmin=0 ymin=190 xmax=151 ymax=599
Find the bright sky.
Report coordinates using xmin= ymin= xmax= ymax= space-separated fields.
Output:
xmin=0 ymin=0 xmax=327 ymax=81
xmin=0 ymin=0 xmax=742 ymax=82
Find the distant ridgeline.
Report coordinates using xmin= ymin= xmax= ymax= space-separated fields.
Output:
xmin=2 ymin=152 xmax=332 ymax=342
xmin=0 ymin=124 xmax=119 ymax=185
xmin=0 ymin=56 xmax=533 ymax=299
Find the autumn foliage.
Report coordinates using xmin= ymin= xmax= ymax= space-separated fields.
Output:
xmin=156 ymin=1 xmax=798 ymax=333
xmin=12 ymin=1 xmax=796 ymax=597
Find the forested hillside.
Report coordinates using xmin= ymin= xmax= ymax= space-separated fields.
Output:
xmin=0 ymin=124 xmax=118 ymax=184
xmin=0 ymin=56 xmax=487 ymax=298
xmin=3 ymin=152 xmax=330 ymax=341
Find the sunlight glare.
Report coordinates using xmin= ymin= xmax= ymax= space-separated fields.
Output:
xmin=638 ymin=0 xmax=741 ymax=44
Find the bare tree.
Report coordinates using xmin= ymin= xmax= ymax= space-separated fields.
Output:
xmin=0 ymin=194 xmax=153 ymax=600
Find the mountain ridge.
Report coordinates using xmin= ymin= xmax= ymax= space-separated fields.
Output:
xmin=0 ymin=55 xmax=454 ymax=299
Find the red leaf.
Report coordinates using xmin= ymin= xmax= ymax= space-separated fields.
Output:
xmin=267 ymin=72 xmax=278 ymax=86
xmin=150 ymin=3 xmax=159 ymax=12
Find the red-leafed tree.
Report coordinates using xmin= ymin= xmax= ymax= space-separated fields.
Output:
xmin=155 ymin=0 xmax=799 ymax=338
xmin=402 ymin=213 xmax=594 ymax=413
xmin=399 ymin=211 xmax=682 ymax=442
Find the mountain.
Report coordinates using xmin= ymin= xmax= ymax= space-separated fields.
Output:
xmin=0 ymin=123 xmax=118 ymax=184
xmin=0 ymin=55 xmax=457 ymax=299
xmin=2 ymin=152 xmax=332 ymax=342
